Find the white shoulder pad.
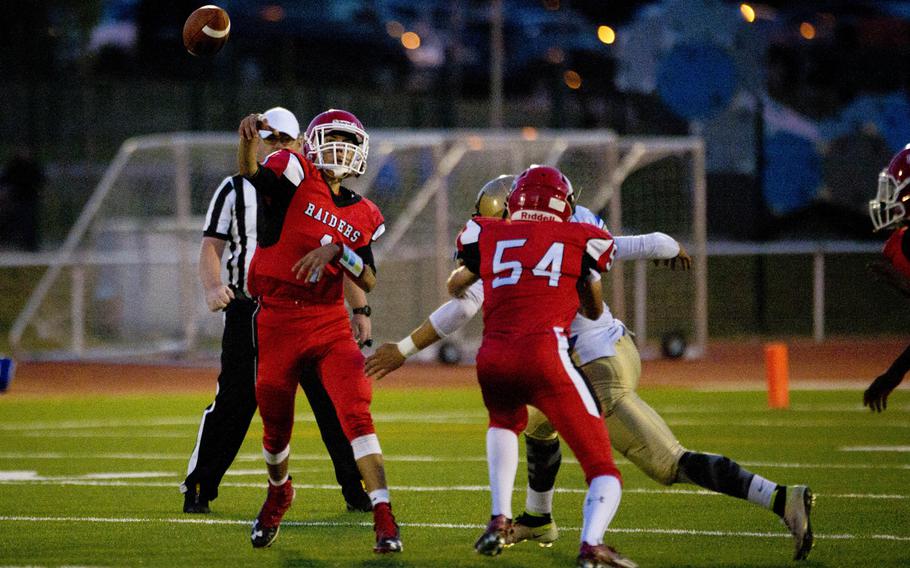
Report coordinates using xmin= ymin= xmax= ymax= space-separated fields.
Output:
xmin=570 ymin=205 xmax=606 ymax=230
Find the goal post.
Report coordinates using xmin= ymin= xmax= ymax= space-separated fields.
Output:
xmin=9 ymin=130 xmax=707 ymax=361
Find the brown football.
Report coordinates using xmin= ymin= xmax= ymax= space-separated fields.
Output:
xmin=182 ymin=5 xmax=231 ymax=57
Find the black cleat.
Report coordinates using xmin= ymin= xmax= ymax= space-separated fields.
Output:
xmin=344 ymin=485 xmax=373 ymax=512
xmin=183 ymin=484 xmax=210 ymax=514
xmin=250 ymin=519 xmax=280 ymax=548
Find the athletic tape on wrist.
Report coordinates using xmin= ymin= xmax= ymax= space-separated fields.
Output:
xmin=338 ymin=244 xmax=364 ymax=277
xmin=396 ymin=336 xmax=419 ymax=358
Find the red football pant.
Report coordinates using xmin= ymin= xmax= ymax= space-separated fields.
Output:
xmin=476 ymin=328 xmax=621 ymax=484
xmin=254 ymin=297 xmax=374 ymax=455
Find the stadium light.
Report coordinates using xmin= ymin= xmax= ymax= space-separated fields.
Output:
xmin=564 ymin=70 xmax=582 ymax=89
xmin=401 ymin=31 xmax=421 ymax=50
xmin=597 ymin=25 xmax=616 ymax=45
xmin=740 ymin=4 xmax=756 ymax=23
xmin=800 ymin=22 xmax=816 ymax=39
xmin=386 ymin=21 xmax=404 ymax=38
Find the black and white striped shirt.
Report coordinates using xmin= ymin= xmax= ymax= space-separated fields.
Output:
xmin=202 ymin=175 xmax=258 ymax=297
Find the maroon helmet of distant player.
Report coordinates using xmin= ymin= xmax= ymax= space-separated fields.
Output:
xmin=871 ymin=144 xmax=910 ymax=231
xmin=305 ymin=109 xmax=369 ymax=178
xmin=508 ymin=165 xmax=575 ymax=222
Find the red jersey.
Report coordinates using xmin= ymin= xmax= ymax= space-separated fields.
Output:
xmin=883 ymin=226 xmax=910 ymax=282
xmin=246 ymin=149 xmax=385 ymax=304
xmin=456 ymin=217 xmax=615 ymax=337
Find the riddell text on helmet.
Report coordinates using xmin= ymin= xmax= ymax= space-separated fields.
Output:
xmin=513 ymin=210 xmax=563 ymax=222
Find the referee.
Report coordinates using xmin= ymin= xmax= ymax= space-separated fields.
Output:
xmin=181 ymin=107 xmax=372 ymax=514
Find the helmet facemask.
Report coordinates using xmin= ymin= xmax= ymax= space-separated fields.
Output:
xmin=870 ymin=169 xmax=910 ymax=231
xmin=306 ymin=123 xmax=369 ymax=178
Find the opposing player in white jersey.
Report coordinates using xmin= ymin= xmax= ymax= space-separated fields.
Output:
xmin=365 ymin=171 xmax=816 ymax=562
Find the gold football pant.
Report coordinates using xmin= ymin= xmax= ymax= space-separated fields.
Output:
xmin=525 ymin=332 xmax=685 ymax=485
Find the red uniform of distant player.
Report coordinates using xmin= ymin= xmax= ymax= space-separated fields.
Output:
xmin=238 ymin=108 xmax=401 ymax=553
xmin=449 ymin=166 xmax=636 ymax=567
xmin=865 ymin=145 xmax=910 ymax=412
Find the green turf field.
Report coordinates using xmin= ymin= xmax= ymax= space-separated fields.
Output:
xmin=0 ymin=387 xmax=907 ymax=567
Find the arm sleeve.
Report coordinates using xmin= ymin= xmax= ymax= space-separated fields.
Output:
xmin=614 ymin=233 xmax=680 ymax=261
xmin=202 ymin=177 xmax=235 ymax=239
xmin=428 ymin=281 xmax=483 ymax=337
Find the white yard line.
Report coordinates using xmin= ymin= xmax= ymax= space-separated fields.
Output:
xmin=1 ymin=403 xmax=905 ymax=434
xmin=1 ymin=452 xmax=906 ymax=471
xmin=0 ymin=515 xmax=906 ymax=542
xmin=839 ymin=446 xmax=910 ymax=452
xmin=0 ymin=475 xmax=905 ymax=500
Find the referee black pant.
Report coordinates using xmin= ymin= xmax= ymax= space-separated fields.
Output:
xmin=182 ymin=297 xmax=362 ymax=502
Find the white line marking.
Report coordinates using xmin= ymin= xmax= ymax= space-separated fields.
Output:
xmin=2 ymin=403 xmax=905 ymax=434
xmin=0 ymin=476 xmax=904 ymax=500
xmin=2 ymin=451 xmax=908 ymax=474
xmin=1 ymin=452 xmax=906 ymax=472
xmin=839 ymin=446 xmax=910 ymax=452
xmin=0 ymin=515 xmax=907 ymax=542
xmin=667 ymin=419 xmax=910 ymax=428
xmin=0 ymin=471 xmax=37 ymax=480
xmin=0 ymin=412 xmax=488 ymax=432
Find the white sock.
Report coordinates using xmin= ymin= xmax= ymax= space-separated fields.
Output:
xmin=486 ymin=427 xmax=519 ymax=519
xmin=525 ymin=487 xmax=554 ymax=515
xmin=268 ymin=474 xmax=289 ymax=486
xmin=581 ymin=475 xmax=622 ymax=545
xmin=369 ymin=488 xmax=390 ymax=506
xmin=747 ymin=475 xmax=777 ymax=509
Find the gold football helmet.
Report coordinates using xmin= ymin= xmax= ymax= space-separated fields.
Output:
xmin=473 ymin=174 xmax=515 ymax=219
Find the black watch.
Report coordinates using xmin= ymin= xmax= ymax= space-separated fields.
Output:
xmin=352 ymin=305 xmax=371 ymax=317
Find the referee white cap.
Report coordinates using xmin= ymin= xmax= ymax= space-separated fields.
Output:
xmin=259 ymin=107 xmax=300 ymax=139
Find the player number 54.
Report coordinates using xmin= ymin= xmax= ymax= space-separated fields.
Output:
xmin=492 ymin=239 xmax=564 ymax=288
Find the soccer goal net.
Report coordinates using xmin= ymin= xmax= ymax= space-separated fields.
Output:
xmin=9 ymin=130 xmax=706 ymax=362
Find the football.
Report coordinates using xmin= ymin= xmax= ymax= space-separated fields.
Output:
xmin=182 ymin=5 xmax=231 ymax=57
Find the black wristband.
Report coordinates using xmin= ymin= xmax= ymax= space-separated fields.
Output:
xmin=352 ymin=305 xmax=371 ymax=317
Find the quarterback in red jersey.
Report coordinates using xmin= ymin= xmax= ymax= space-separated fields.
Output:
xmin=865 ymin=145 xmax=910 ymax=412
xmin=237 ymin=109 xmax=401 ymax=553
xmin=448 ymin=166 xmax=636 ymax=568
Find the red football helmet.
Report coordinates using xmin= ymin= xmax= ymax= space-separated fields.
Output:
xmin=871 ymin=144 xmax=910 ymax=231
xmin=507 ymin=165 xmax=574 ymax=222
xmin=304 ymin=109 xmax=369 ymax=177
